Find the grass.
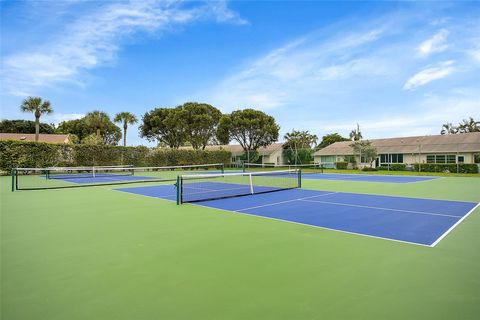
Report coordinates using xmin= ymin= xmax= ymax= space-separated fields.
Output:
xmin=1 ymin=174 xmax=480 ymax=320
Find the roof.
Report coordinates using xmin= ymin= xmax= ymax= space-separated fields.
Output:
xmin=200 ymin=143 xmax=284 ymax=154
xmin=314 ymin=132 xmax=480 ymax=156
xmin=0 ymin=133 xmax=71 ymax=144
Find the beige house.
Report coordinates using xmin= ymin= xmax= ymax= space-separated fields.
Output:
xmin=314 ymin=132 xmax=480 ymax=168
xmin=0 ymin=133 xmax=71 ymax=144
xmin=205 ymin=143 xmax=285 ymax=166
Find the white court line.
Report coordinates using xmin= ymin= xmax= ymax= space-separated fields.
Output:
xmin=299 ymin=199 xmax=461 ymax=219
xmin=191 ymin=201 xmax=431 ymax=248
xmin=236 ymin=192 xmax=338 ymax=212
xmin=430 ymin=202 xmax=480 ymax=247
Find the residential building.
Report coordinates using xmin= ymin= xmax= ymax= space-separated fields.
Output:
xmin=314 ymin=132 xmax=480 ymax=168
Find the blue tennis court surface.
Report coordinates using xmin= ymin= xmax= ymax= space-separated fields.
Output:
xmin=303 ymin=173 xmax=437 ymax=183
xmin=115 ymin=184 xmax=478 ymax=247
xmin=48 ymin=174 xmax=156 ymax=184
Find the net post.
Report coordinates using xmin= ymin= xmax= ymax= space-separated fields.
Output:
xmin=11 ymin=169 xmax=15 ymax=192
xmin=249 ymin=173 xmax=254 ymax=194
xmin=298 ymin=169 xmax=302 ymax=188
xmin=176 ymin=176 xmax=181 ymax=205
xmin=220 ymin=163 xmax=225 ymax=174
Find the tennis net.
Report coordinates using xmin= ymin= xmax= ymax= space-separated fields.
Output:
xmin=13 ymin=163 xmax=224 ymax=191
xmin=243 ymin=162 xmax=324 ymax=174
xmin=177 ymin=169 xmax=301 ymax=204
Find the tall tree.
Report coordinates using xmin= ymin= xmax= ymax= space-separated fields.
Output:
xmin=217 ymin=109 xmax=279 ymax=152
xmin=19 ymin=97 xmax=53 ymax=142
xmin=140 ymin=107 xmax=186 ymax=148
xmin=283 ymin=130 xmax=318 ymax=164
xmin=350 ymin=140 xmax=377 ymax=168
xmin=349 ymin=123 xmax=362 ymax=141
xmin=0 ymin=119 xmax=55 ymax=134
xmin=440 ymin=123 xmax=458 ymax=135
xmin=316 ymin=133 xmax=349 ymax=150
xmin=84 ymin=111 xmax=111 ymax=140
xmin=114 ymin=112 xmax=138 ymax=147
xmin=283 ymin=130 xmax=318 ymax=149
xmin=56 ymin=116 xmax=121 ymax=145
xmin=180 ymin=102 xmax=222 ymax=149
xmin=458 ymin=117 xmax=480 ymax=133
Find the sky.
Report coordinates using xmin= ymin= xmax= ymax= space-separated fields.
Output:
xmin=1 ymin=0 xmax=479 ymax=146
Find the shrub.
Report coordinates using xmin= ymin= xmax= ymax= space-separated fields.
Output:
xmin=335 ymin=161 xmax=348 ymax=169
xmin=412 ymin=163 xmax=479 ymax=174
xmin=361 ymin=167 xmax=378 ymax=171
xmin=0 ymin=140 xmax=231 ymax=172
xmin=391 ymin=164 xmax=406 ymax=171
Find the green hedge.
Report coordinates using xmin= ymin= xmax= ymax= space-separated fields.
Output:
xmin=0 ymin=141 xmax=231 ymax=172
xmin=335 ymin=161 xmax=348 ymax=169
xmin=377 ymin=164 xmax=407 ymax=171
xmin=412 ymin=163 xmax=479 ymax=174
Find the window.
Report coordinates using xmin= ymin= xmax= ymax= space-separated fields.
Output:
xmin=426 ymin=154 xmax=460 ymax=164
xmin=379 ymin=154 xmax=404 ymax=164
xmin=457 ymin=155 xmax=465 ymax=163
xmin=436 ymin=155 xmax=446 ymax=163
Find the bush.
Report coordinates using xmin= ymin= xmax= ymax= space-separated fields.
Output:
xmin=0 ymin=140 xmax=231 ymax=172
xmin=412 ymin=163 xmax=479 ymax=174
xmin=376 ymin=164 xmax=406 ymax=171
xmin=335 ymin=161 xmax=348 ymax=169
xmin=361 ymin=167 xmax=378 ymax=171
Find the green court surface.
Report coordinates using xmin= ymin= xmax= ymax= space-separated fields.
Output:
xmin=1 ymin=175 xmax=480 ymax=320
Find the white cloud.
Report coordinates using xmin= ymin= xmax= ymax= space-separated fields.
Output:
xmin=402 ymin=60 xmax=455 ymax=90
xmin=44 ymin=113 xmax=85 ymax=125
xmin=1 ymin=0 xmax=246 ymax=96
xmin=418 ymin=29 xmax=449 ymax=56
xmin=200 ymin=26 xmax=389 ymax=111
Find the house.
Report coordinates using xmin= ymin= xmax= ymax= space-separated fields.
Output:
xmin=314 ymin=132 xmax=480 ymax=168
xmin=204 ymin=143 xmax=285 ymax=166
xmin=0 ymin=133 xmax=71 ymax=144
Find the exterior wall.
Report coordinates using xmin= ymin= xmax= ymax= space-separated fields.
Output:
xmin=315 ymin=152 xmax=477 ymax=167
xmin=261 ymin=149 xmax=284 ymax=165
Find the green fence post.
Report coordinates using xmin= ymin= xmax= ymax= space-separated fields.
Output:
xmin=298 ymin=169 xmax=302 ymax=188
xmin=11 ymin=169 xmax=15 ymax=192
xmin=176 ymin=176 xmax=181 ymax=205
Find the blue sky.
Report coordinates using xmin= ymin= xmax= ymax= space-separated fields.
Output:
xmin=1 ymin=0 xmax=479 ymax=146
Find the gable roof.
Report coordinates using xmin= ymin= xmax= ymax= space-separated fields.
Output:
xmin=314 ymin=132 xmax=480 ymax=156
xmin=0 ymin=133 xmax=71 ymax=144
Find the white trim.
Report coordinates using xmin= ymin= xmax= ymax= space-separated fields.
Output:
xmin=236 ymin=192 xmax=338 ymax=212
xmin=299 ymin=199 xmax=461 ymax=218
xmin=430 ymin=202 xmax=480 ymax=247
xmin=191 ymin=202 xmax=431 ymax=248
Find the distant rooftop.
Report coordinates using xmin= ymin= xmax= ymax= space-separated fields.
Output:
xmin=0 ymin=133 xmax=71 ymax=144
xmin=314 ymin=132 xmax=480 ymax=156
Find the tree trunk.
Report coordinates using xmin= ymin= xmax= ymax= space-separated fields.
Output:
xmin=96 ymin=128 xmax=100 ymax=140
xmin=123 ymin=125 xmax=127 ymax=147
xmin=35 ymin=115 xmax=40 ymax=142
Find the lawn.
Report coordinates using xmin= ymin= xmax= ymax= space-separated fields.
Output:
xmin=1 ymin=174 xmax=480 ymax=320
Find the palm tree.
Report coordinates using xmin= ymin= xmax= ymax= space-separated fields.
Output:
xmin=20 ymin=97 xmax=53 ymax=142
xmin=114 ymin=112 xmax=138 ymax=146
xmin=349 ymin=124 xmax=362 ymax=141
xmin=84 ymin=111 xmax=110 ymax=141
xmin=440 ymin=123 xmax=457 ymax=135
xmin=458 ymin=117 xmax=480 ymax=133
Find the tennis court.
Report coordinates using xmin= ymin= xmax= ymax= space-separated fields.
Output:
xmin=302 ymin=173 xmax=437 ymax=183
xmin=242 ymin=163 xmax=438 ymax=183
xmin=115 ymin=183 xmax=478 ymax=247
